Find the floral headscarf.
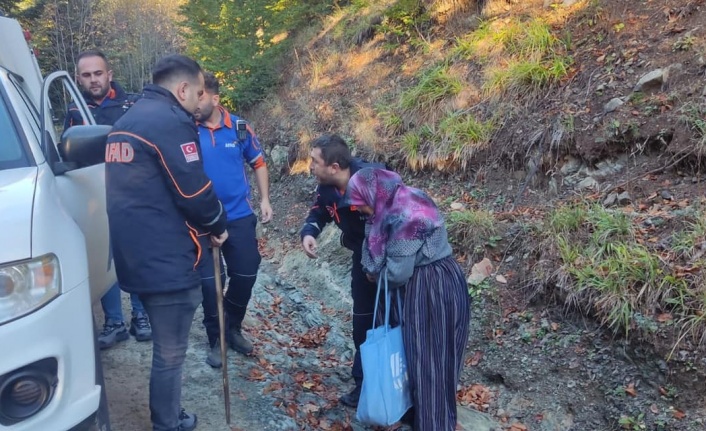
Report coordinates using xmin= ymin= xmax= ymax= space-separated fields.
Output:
xmin=346 ymin=168 xmax=444 ymax=274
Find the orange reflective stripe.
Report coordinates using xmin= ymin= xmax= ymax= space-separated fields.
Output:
xmin=252 ymin=157 xmax=266 ymax=170
xmin=109 ymin=131 xmax=211 ymax=199
xmin=186 ymin=223 xmax=202 ymax=270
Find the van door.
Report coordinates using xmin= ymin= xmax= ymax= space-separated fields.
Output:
xmin=40 ymin=71 xmax=115 ymax=303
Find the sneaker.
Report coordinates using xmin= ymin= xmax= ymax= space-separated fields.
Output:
xmin=97 ymin=320 xmax=129 ymax=350
xmin=178 ymin=409 xmax=197 ymax=431
xmin=227 ymin=329 xmax=253 ymax=355
xmin=129 ymin=312 xmax=152 ymax=342
xmin=205 ymin=344 xmax=222 ymax=368
xmin=339 ymin=384 xmax=362 ymax=408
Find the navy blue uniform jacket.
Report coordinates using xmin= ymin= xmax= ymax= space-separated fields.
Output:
xmin=105 ymin=84 xmax=227 ymax=294
xmin=64 ymin=81 xmax=139 ymax=128
xmin=300 ymin=159 xmax=385 ymax=254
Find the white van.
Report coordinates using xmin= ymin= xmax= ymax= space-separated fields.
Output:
xmin=0 ymin=15 xmax=116 ymax=431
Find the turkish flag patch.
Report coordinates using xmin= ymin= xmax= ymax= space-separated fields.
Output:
xmin=180 ymin=142 xmax=199 ymax=162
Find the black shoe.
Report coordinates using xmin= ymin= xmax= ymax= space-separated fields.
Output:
xmin=129 ymin=312 xmax=152 ymax=341
xmin=227 ymin=329 xmax=253 ymax=355
xmin=97 ymin=320 xmax=129 ymax=350
xmin=205 ymin=344 xmax=222 ymax=368
xmin=178 ymin=409 xmax=197 ymax=431
xmin=339 ymin=385 xmax=361 ymax=408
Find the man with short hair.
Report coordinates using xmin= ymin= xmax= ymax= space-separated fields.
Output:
xmin=193 ymin=72 xmax=272 ymax=368
xmin=66 ymin=50 xmax=151 ymax=349
xmin=106 ymin=54 xmax=228 ymax=431
xmin=300 ymin=134 xmax=387 ymax=408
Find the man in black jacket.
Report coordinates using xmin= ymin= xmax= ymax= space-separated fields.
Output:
xmin=106 ymin=54 xmax=228 ymax=431
xmin=300 ymin=134 xmax=386 ymax=408
xmin=65 ymin=50 xmax=140 ymax=129
xmin=66 ymin=50 xmax=151 ymax=349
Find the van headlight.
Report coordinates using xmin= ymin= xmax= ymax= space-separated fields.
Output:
xmin=0 ymin=255 xmax=60 ymax=325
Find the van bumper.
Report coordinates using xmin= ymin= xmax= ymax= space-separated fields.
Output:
xmin=0 ymin=279 xmax=101 ymax=431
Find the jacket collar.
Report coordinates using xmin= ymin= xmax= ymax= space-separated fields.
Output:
xmin=142 ymin=84 xmax=192 ymax=117
xmin=196 ymin=106 xmax=232 ymax=130
xmin=83 ymin=81 xmax=128 ymax=106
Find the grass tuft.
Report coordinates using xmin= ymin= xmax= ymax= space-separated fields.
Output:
xmin=447 ymin=208 xmax=497 ymax=255
xmin=543 ymin=203 xmax=702 ymax=340
xmin=400 ymin=63 xmax=463 ymax=111
xmin=455 ymin=18 xmax=572 ymax=95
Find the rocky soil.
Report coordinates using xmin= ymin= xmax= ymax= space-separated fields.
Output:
xmin=100 ymin=170 xmax=706 ymax=431
xmin=100 ymin=1 xmax=706 ymax=429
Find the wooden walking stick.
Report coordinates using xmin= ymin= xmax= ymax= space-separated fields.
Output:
xmin=213 ymin=246 xmax=231 ymax=424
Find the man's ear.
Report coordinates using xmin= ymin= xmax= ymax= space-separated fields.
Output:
xmin=176 ymin=81 xmax=188 ymax=101
xmin=107 ymin=69 xmax=114 ymax=82
xmin=331 ymin=162 xmax=341 ymax=172
xmin=213 ymin=94 xmax=220 ymax=107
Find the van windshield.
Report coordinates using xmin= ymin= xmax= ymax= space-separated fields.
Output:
xmin=0 ymin=93 xmax=29 ymax=171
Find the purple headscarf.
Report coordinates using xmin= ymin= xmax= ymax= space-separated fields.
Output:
xmin=347 ymin=168 xmax=444 ymax=274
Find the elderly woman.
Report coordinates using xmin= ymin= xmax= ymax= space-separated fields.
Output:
xmin=346 ymin=167 xmax=471 ymax=431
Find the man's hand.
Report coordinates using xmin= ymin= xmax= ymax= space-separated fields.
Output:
xmin=302 ymin=235 xmax=318 ymax=259
xmin=210 ymin=230 xmax=229 ymax=247
xmin=260 ymin=199 xmax=273 ymax=224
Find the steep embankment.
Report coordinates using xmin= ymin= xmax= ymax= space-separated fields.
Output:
xmin=242 ymin=0 xmax=706 ymax=429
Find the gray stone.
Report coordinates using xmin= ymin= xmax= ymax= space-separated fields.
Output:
xmin=577 ymin=177 xmax=599 ymax=191
xmin=560 ymin=156 xmax=583 ymax=176
xmin=548 ymin=177 xmax=559 ymax=197
xmin=269 ymin=144 xmax=289 ymax=168
xmin=617 ymin=192 xmax=631 ymax=205
xmin=303 ymin=311 xmax=324 ymax=328
xmin=603 ymin=97 xmax=624 ymax=114
xmin=660 ymin=190 xmax=673 ymax=200
xmin=583 ymin=157 xmax=626 ymax=179
xmin=634 ymin=68 xmax=664 ymax=92
xmin=539 ymin=409 xmax=575 ymax=431
xmin=603 ymin=193 xmax=618 ymax=207
xmin=457 ymin=406 xmax=502 ymax=431
xmin=645 ymin=217 xmax=666 ymax=227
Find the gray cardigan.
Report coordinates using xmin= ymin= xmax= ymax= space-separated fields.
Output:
xmin=384 ymin=225 xmax=453 ymax=287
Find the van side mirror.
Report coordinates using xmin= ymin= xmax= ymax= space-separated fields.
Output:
xmin=57 ymin=125 xmax=111 ymax=172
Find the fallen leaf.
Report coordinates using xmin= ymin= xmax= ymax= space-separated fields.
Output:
xmin=656 ymin=313 xmax=673 ymax=323
xmin=302 ymin=403 xmax=320 ymax=414
xmin=650 ymin=404 xmax=659 ymax=414
xmin=468 ymin=350 xmax=483 ymax=366
xmin=673 ymin=409 xmax=686 ymax=420
xmin=496 ymin=274 xmax=508 ymax=284
xmin=509 ymin=423 xmax=528 ymax=431
xmin=551 ymin=322 xmax=560 ymax=331
xmin=625 ymin=382 xmax=637 ymax=397
xmin=503 ymin=307 xmax=518 ymax=318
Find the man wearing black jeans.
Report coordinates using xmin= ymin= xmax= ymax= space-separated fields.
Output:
xmin=106 ymin=55 xmax=228 ymax=431
xmin=193 ymin=72 xmax=272 ymax=367
xmin=300 ymin=134 xmax=386 ymax=407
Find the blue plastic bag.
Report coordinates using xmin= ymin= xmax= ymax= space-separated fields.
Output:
xmin=356 ymin=272 xmax=413 ymax=426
